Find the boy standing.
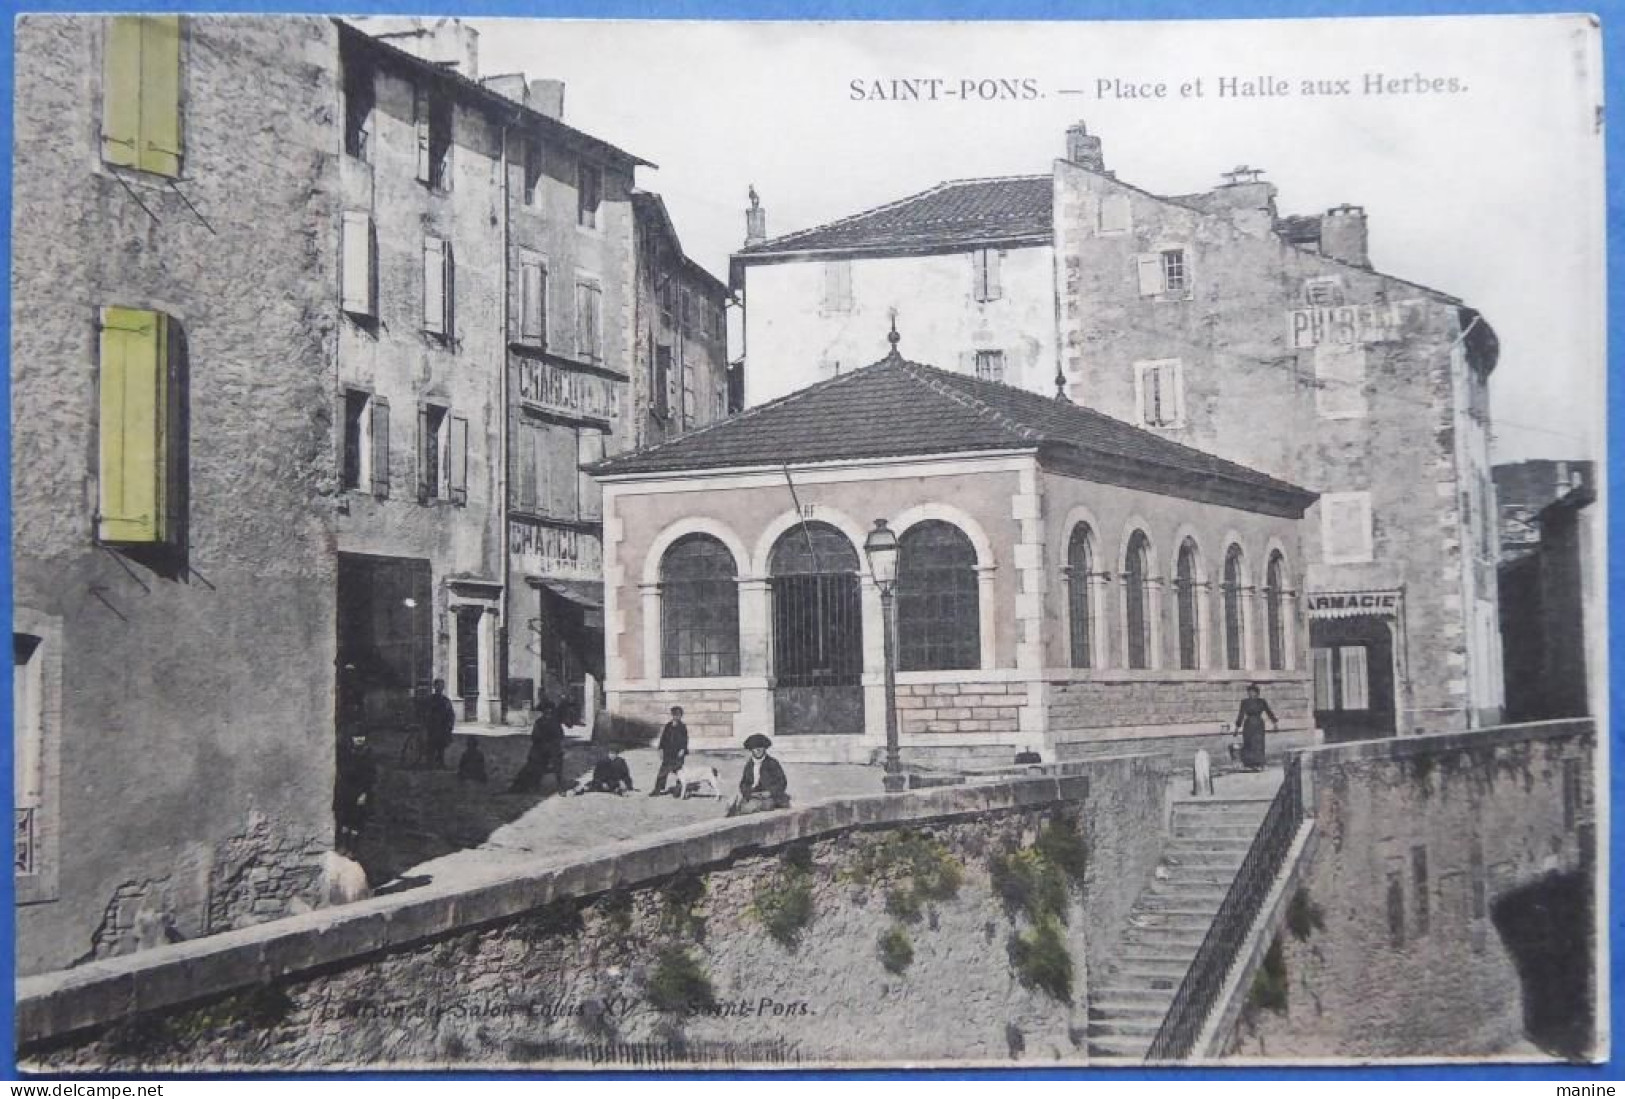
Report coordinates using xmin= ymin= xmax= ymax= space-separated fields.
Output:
xmin=651 ymin=705 xmax=689 ymax=796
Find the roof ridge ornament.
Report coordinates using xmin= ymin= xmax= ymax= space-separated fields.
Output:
xmin=885 ymin=309 xmax=902 ymax=360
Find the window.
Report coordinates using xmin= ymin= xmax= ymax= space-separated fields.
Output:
xmin=1135 ymin=359 xmax=1184 ymax=429
xmin=1222 ymin=545 xmax=1246 ymax=671
xmin=1136 ymin=246 xmax=1191 ymax=298
xmin=1124 ymin=531 xmax=1153 ymax=669
xmin=103 ymin=16 xmax=182 ymax=177
xmin=423 ymin=236 xmax=454 ymax=338
xmin=523 ymin=139 xmax=542 ymax=206
xmin=578 ymin=162 xmax=602 ymax=228
xmin=1265 ymin=551 xmax=1289 ymax=671
xmin=714 ymin=381 xmax=728 ymax=424
xmin=341 ymin=212 xmax=377 ymax=319
xmin=1099 ymin=193 xmax=1132 ymax=234
xmin=575 ymin=280 xmax=603 ymax=362
xmin=661 ymin=535 xmax=740 ymax=678
xmin=14 ymin=634 xmax=43 ymax=879
xmin=342 ymin=390 xmax=370 ymax=491
xmin=1067 ymin=524 xmax=1096 ymax=669
xmin=652 ymin=344 xmax=672 ymax=420
xmin=1313 ymin=643 xmax=1370 ymax=711
xmin=822 ymin=261 xmax=853 ymax=314
xmin=98 ymin=307 xmax=182 ymax=547
xmin=680 ymin=288 xmax=693 ymax=334
xmin=343 ymin=57 xmax=374 ymax=162
xmin=418 ymin=405 xmax=467 ymax=505
xmin=974 ymin=350 xmax=1006 ymax=384
xmin=520 ymin=255 xmax=547 ymax=346
xmin=1320 ymin=492 xmax=1374 ymax=564
xmin=1411 ymin=845 xmax=1430 ymax=937
xmin=1314 ymin=344 xmax=1367 ymax=420
xmin=659 ymin=280 xmax=674 ymax=328
xmin=1175 ymin=538 xmax=1202 ymax=670
xmin=1304 ymin=276 xmax=1345 ymax=307
xmin=972 ymin=248 xmax=1002 ymax=302
xmin=682 ymin=362 xmax=697 ymax=428
xmin=415 ymin=87 xmax=452 ymax=191
xmin=516 ymin=419 xmax=590 ymax=518
xmin=897 ymin=521 xmax=980 ymax=671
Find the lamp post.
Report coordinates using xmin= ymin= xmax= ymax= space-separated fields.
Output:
xmin=864 ymin=518 xmax=906 ymax=794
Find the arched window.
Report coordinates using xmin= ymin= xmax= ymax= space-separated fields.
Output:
xmin=1222 ymin=545 xmax=1246 ymax=671
xmin=1175 ymin=538 xmax=1201 ymax=670
xmin=769 ymin=522 xmax=862 ymax=688
xmin=660 ymin=534 xmax=739 ymax=677
xmin=1067 ymin=524 xmax=1096 ymax=669
xmin=897 ymin=520 xmax=979 ymax=671
xmin=1124 ymin=531 xmax=1153 ymax=670
xmin=1266 ymin=551 xmax=1288 ymax=671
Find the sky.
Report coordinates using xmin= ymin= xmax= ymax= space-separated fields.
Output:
xmin=477 ymin=14 xmax=1606 ymax=463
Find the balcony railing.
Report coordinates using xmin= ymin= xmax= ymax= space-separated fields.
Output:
xmin=1145 ymin=754 xmax=1305 ymax=1063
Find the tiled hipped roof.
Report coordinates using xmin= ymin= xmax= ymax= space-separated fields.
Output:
xmin=588 ymin=353 xmax=1317 ymax=517
xmin=737 ymin=176 xmax=1053 ymax=256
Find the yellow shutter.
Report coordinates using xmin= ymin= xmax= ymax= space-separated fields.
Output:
xmin=98 ymin=307 xmax=167 ymax=544
xmin=137 ymin=16 xmax=182 ymax=177
xmin=101 ymin=17 xmax=143 ymax=168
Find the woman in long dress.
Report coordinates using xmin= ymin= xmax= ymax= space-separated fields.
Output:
xmin=1234 ymin=683 xmax=1278 ymax=771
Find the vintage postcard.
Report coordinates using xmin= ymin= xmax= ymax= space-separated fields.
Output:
xmin=9 ymin=11 xmax=1606 ymax=1072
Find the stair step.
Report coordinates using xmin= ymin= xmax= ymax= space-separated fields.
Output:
xmin=1121 ymin=931 xmax=1207 ymax=952
xmin=1088 ymin=1039 xmax=1153 ymax=1060
xmin=1163 ymin=837 xmax=1255 ymax=851
xmin=1088 ymin=1001 xmax=1169 ymax=1021
xmin=1092 ymin=985 xmax=1177 ymax=1006
xmin=1124 ymin=909 xmax=1222 ymax=928
xmin=1087 ymin=1018 xmax=1164 ymax=1038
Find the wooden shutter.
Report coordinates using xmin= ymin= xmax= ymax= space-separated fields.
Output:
xmin=102 ymin=18 xmax=143 ymax=168
xmin=423 ymin=237 xmax=446 ymax=335
xmin=1136 ymin=254 xmax=1163 ymax=296
xmin=369 ymin=395 xmax=390 ymax=498
xmin=98 ymin=307 xmax=166 ymax=543
xmin=1340 ymin=646 xmax=1370 ymax=710
xmin=521 ymin=260 xmax=544 ymax=343
xmin=414 ymin=87 xmax=432 ymax=183
xmin=448 ymin=415 xmax=468 ymax=505
xmin=342 ymin=212 xmax=374 ymax=317
xmin=417 ymin=407 xmax=431 ymax=502
xmin=578 ymin=430 xmax=603 ymax=520
xmin=518 ymin=421 xmax=539 ymax=510
xmin=138 ymin=15 xmax=181 ymax=176
xmin=985 ymin=249 xmax=1002 ymax=301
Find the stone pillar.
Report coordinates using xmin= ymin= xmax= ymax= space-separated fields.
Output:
xmin=640 ymin=583 xmax=661 ymax=683
xmin=735 ymin=578 xmax=774 ymax=738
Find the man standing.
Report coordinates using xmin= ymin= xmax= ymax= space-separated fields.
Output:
xmin=729 ymin=734 xmax=790 ymax=816
xmin=651 ymin=705 xmax=689 ymax=796
xmin=334 ymin=731 xmax=377 ymax=856
xmin=421 ymin=678 xmax=457 ymax=769
xmin=510 ymin=697 xmax=566 ymax=794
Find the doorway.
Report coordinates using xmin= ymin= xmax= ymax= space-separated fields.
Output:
xmin=1310 ymin=616 xmax=1396 ymax=742
xmin=769 ymin=522 xmax=863 ymax=735
xmin=455 ymin=606 xmax=483 ymax=721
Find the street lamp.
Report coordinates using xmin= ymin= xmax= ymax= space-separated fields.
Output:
xmin=864 ymin=518 xmax=906 ymax=794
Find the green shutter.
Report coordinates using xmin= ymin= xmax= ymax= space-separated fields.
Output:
xmin=101 ymin=18 xmax=143 ymax=168
xmin=137 ymin=15 xmax=181 ymax=176
xmin=98 ymin=307 xmax=166 ymax=544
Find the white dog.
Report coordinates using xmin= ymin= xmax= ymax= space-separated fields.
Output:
xmin=672 ymin=765 xmax=723 ymax=800
xmin=1191 ymin=748 xmax=1214 ymax=797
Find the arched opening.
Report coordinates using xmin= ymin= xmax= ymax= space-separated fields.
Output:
xmin=1124 ymin=531 xmax=1153 ymax=670
xmin=1067 ymin=524 xmax=1096 ymax=669
xmin=1175 ymin=538 xmax=1202 ymax=670
xmin=769 ymin=522 xmax=863 ymax=734
xmin=897 ymin=520 xmax=980 ymax=671
xmin=660 ymin=534 xmax=740 ymax=678
xmin=1266 ymin=551 xmax=1288 ymax=671
xmin=1223 ymin=545 xmax=1246 ymax=671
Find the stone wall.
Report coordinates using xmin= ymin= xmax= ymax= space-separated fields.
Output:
xmin=612 ymin=688 xmax=743 ymax=741
xmin=11 ymin=15 xmax=341 ymax=975
xmin=898 ymin=680 xmax=1025 ymax=735
xmin=1223 ymin=720 xmax=1597 ymax=1061
xmin=1049 ymin=675 xmax=1312 ymax=736
xmin=21 ymin=764 xmax=1171 ymax=1070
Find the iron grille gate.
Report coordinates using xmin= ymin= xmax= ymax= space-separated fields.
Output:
xmin=769 ymin=522 xmax=864 ymax=735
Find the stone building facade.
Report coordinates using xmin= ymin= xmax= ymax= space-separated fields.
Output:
xmin=592 ymin=348 xmax=1315 ymax=766
xmin=1052 ymin=143 xmax=1503 ymax=741
xmin=336 ymin=20 xmax=648 ymax=726
xmin=11 ymin=15 xmax=343 ymax=974
xmin=735 ymin=121 xmax=1503 ymax=743
xmin=731 ymin=174 xmax=1060 ymax=408
xmin=632 ymin=192 xmax=732 ymax=447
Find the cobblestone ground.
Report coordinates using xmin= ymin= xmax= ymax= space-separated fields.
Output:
xmin=355 ymin=727 xmax=882 ymax=891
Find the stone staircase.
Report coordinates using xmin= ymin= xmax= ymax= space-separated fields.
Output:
xmin=1086 ymin=781 xmax=1279 ymax=1061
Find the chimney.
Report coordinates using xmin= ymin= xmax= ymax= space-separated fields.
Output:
xmin=1556 ymin=461 xmax=1571 ymax=497
xmin=364 ymin=17 xmax=480 ymax=78
xmin=1211 ymin=165 xmax=1277 ymax=236
xmin=480 ymin=73 xmax=530 ymax=106
xmin=1320 ymin=203 xmax=1370 ymax=268
xmin=528 ymin=79 xmax=565 ymax=121
xmin=1065 ymin=121 xmax=1106 ymax=172
xmin=745 ymin=185 xmax=767 ymax=245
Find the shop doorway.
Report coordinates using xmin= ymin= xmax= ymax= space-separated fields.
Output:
xmin=1310 ymin=616 xmax=1397 ymax=742
xmin=336 ymin=553 xmax=432 ymax=733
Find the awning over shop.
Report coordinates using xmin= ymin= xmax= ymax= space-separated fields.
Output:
xmin=1305 ymin=589 xmax=1402 ymax=620
xmin=529 ymin=577 xmax=605 ymax=629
